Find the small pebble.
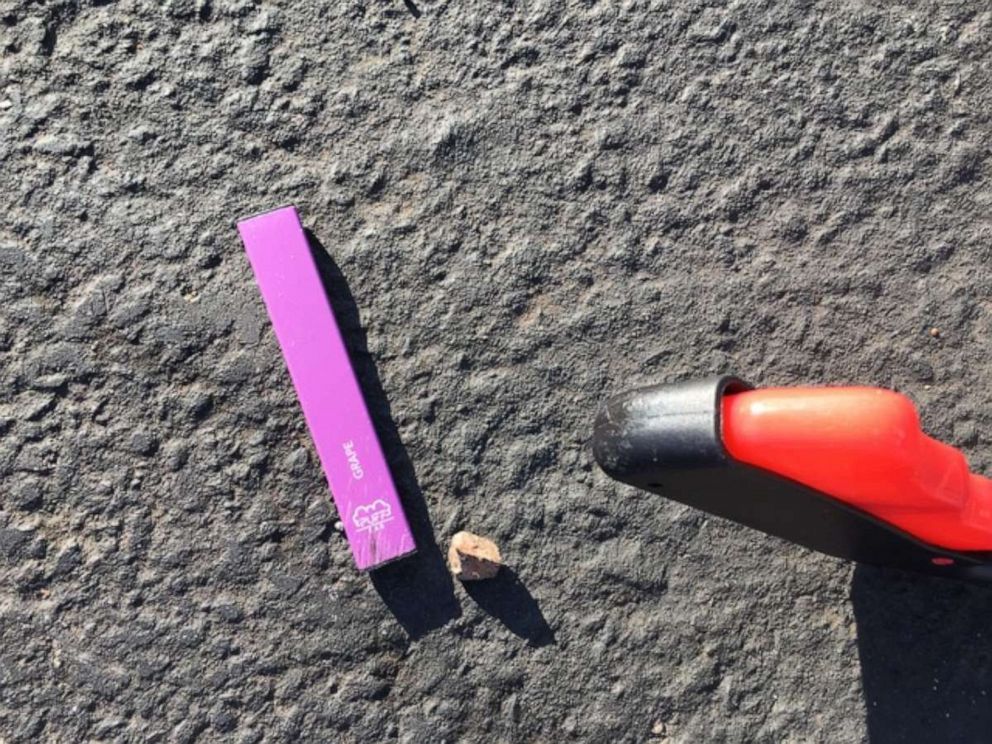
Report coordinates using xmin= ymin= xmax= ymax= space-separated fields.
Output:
xmin=448 ymin=531 xmax=502 ymax=581
xmin=930 ymin=327 xmax=941 ymax=338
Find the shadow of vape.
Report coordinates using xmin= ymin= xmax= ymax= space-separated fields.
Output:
xmin=306 ymin=230 xmax=460 ymax=639
xmin=852 ymin=565 xmax=992 ymax=743
xmin=464 ymin=567 xmax=556 ymax=647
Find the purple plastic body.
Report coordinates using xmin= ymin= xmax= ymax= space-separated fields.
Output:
xmin=237 ymin=206 xmax=416 ymax=570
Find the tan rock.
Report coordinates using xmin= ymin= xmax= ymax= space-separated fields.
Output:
xmin=448 ymin=531 xmax=502 ymax=581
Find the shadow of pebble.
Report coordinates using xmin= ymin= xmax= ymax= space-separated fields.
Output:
xmin=464 ymin=568 xmax=556 ymax=647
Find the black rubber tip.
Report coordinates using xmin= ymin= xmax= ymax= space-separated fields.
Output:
xmin=592 ymin=375 xmax=750 ymax=487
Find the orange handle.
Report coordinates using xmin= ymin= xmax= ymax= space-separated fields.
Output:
xmin=722 ymin=388 xmax=992 ymax=552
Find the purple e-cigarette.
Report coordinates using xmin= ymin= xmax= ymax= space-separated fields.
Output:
xmin=237 ymin=206 xmax=416 ymax=570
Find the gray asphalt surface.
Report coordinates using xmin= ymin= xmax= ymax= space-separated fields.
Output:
xmin=3 ymin=1 xmax=992 ymax=742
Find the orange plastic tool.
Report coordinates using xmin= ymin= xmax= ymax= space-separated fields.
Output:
xmin=593 ymin=377 xmax=992 ymax=580
xmin=723 ymin=388 xmax=992 ymax=552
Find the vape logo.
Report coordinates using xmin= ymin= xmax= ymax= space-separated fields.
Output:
xmin=353 ymin=499 xmax=393 ymax=533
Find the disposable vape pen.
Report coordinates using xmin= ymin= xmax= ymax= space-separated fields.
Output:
xmin=237 ymin=206 xmax=416 ymax=570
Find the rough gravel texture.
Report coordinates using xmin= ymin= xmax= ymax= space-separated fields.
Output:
xmin=3 ymin=1 xmax=992 ymax=742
